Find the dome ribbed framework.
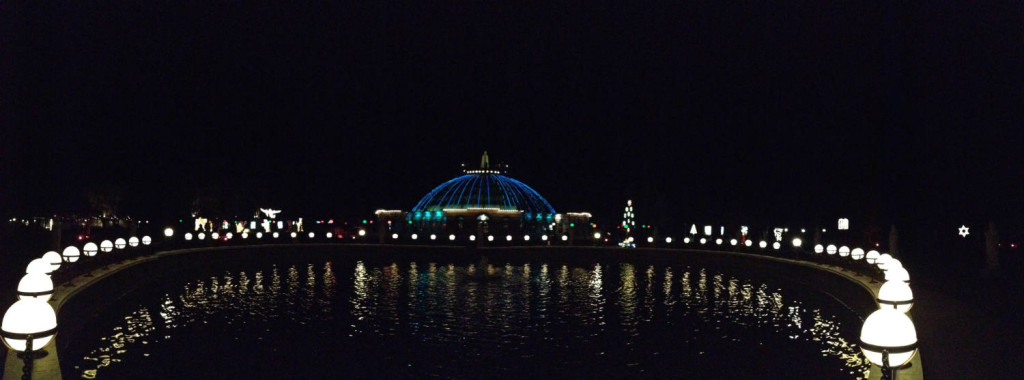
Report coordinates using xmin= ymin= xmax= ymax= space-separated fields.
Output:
xmin=412 ymin=173 xmax=555 ymax=215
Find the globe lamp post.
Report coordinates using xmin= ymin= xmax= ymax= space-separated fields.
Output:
xmin=83 ymin=242 xmax=99 ymax=257
xmin=41 ymin=251 xmax=62 ymax=273
xmin=100 ymin=240 xmax=114 ymax=252
xmin=114 ymin=238 xmax=127 ymax=249
xmin=792 ymin=237 xmax=802 ymax=248
xmin=877 ymin=280 xmax=914 ymax=313
xmin=164 ymin=227 xmax=174 ymax=239
xmin=61 ymin=246 xmax=80 ymax=263
xmin=128 ymin=236 xmax=140 ymax=247
xmin=16 ymin=273 xmax=54 ymax=302
xmin=851 ymin=248 xmax=865 ymax=260
xmin=860 ymin=308 xmax=918 ymax=380
xmin=1 ymin=299 xmax=58 ymax=380
xmin=876 ymin=254 xmax=893 ymax=270
xmin=814 ymin=244 xmax=824 ymax=254
xmin=26 ymin=259 xmax=51 ymax=276
xmin=866 ymin=250 xmax=880 ymax=264
xmin=142 ymin=236 xmax=152 ymax=246
xmin=885 ymin=266 xmax=910 ymax=284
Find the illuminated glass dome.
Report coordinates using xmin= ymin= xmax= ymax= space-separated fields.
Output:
xmin=413 ymin=173 xmax=555 ymax=215
xmin=412 ymin=152 xmax=555 ymax=216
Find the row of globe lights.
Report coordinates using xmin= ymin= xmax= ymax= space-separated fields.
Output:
xmin=3 ymin=234 xmax=154 ymax=379
xmin=630 ymin=232 xmax=918 ymax=378
xmin=168 ymin=226 xmax=369 ymax=242
xmin=860 ymin=248 xmax=918 ymax=379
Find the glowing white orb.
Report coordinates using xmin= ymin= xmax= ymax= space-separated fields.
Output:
xmin=83 ymin=242 xmax=99 ymax=256
xmin=17 ymin=273 xmax=53 ymax=302
xmin=877 ymin=280 xmax=914 ymax=313
xmin=62 ymin=246 xmax=81 ymax=263
xmin=41 ymin=251 xmax=61 ymax=272
xmin=1 ymin=298 xmax=58 ymax=352
xmin=860 ymin=309 xmax=918 ymax=368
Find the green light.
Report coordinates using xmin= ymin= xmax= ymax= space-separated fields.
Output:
xmin=179 ymin=219 xmax=183 ymax=223
xmin=362 ymin=220 xmax=367 ymax=224
xmin=570 ymin=223 xmax=575 ymax=227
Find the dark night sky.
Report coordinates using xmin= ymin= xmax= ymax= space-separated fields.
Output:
xmin=1 ymin=2 xmax=1021 ymax=236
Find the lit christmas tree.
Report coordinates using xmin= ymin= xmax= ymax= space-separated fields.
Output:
xmin=622 ymin=200 xmax=635 ymax=246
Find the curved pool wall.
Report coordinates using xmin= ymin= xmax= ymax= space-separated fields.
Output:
xmin=3 ymin=244 xmax=916 ymax=380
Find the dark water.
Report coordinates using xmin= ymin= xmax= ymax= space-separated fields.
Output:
xmin=60 ymin=250 xmax=869 ymax=379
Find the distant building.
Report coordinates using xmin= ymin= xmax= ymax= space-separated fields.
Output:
xmin=375 ymin=152 xmax=590 ymax=241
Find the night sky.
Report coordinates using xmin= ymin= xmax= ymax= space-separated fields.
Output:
xmin=1 ymin=2 xmax=1021 ymax=237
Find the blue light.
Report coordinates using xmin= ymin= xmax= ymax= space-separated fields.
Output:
xmin=412 ymin=173 xmax=556 ymax=215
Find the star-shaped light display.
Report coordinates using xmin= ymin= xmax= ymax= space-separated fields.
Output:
xmin=958 ymin=225 xmax=970 ymax=238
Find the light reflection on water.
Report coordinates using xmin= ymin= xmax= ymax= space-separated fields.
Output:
xmin=70 ymin=259 xmax=868 ymax=379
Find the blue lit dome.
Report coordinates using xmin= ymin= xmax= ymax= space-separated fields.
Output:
xmin=412 ymin=171 xmax=555 ymax=216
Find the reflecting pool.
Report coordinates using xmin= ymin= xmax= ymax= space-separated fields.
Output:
xmin=60 ymin=251 xmax=869 ymax=379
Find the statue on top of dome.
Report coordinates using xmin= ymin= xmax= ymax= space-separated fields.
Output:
xmin=481 ymin=151 xmax=490 ymax=169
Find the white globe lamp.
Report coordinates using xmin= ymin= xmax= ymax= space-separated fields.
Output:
xmin=877 ymin=280 xmax=914 ymax=313
xmin=860 ymin=308 xmax=918 ymax=379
